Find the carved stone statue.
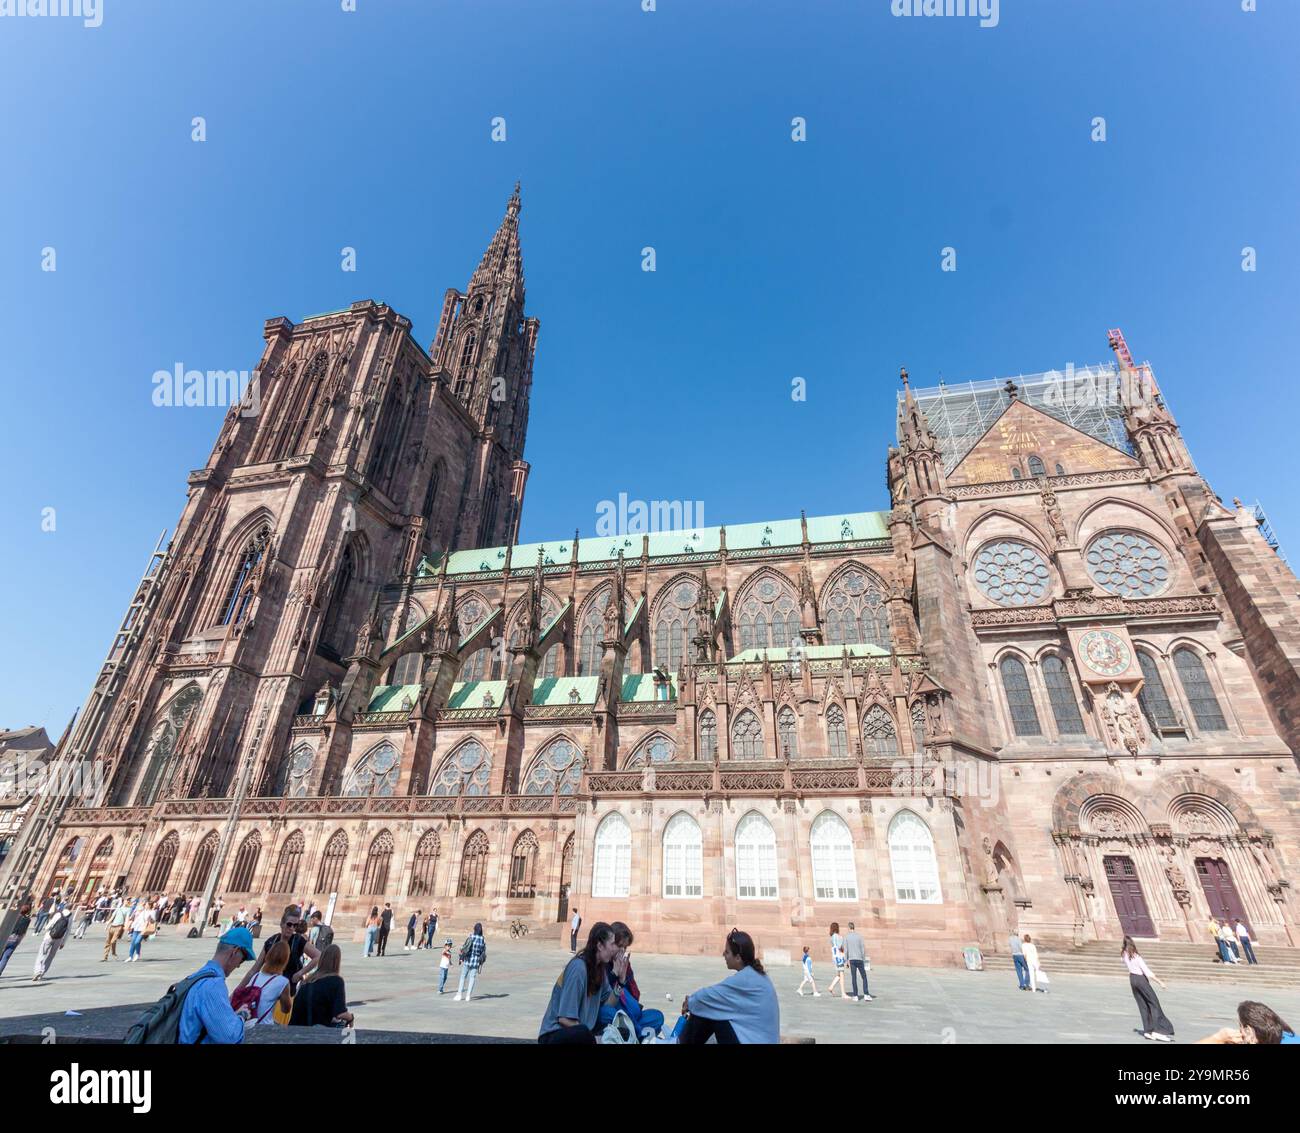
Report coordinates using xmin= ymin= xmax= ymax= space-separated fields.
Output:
xmin=1040 ymin=483 xmax=1068 ymax=545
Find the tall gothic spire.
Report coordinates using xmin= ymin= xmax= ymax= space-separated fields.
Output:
xmin=470 ymin=181 xmax=525 ymax=294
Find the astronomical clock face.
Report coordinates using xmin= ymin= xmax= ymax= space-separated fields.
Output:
xmin=1077 ymin=629 xmax=1131 ymax=678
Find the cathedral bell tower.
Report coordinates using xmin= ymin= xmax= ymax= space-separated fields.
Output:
xmin=431 ymin=183 xmax=540 ymax=550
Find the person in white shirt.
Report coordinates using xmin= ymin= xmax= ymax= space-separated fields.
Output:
xmin=1020 ymin=933 xmax=1047 ymax=993
xmin=680 ymin=929 xmax=780 ymax=1044
xmin=1234 ymin=919 xmax=1257 ymax=965
xmin=570 ymin=909 xmax=582 ymax=953
xmin=1122 ymin=936 xmax=1173 ymax=1041
xmin=246 ymin=938 xmax=293 ymax=1025
xmin=1218 ymin=921 xmax=1240 ymax=963
xmin=127 ymin=905 xmax=155 ymax=962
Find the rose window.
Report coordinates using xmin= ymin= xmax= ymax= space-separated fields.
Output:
xmin=1085 ymin=532 xmax=1170 ymax=598
xmin=972 ymin=541 xmax=1051 ymax=606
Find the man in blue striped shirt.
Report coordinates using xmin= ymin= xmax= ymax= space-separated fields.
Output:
xmin=178 ymin=927 xmax=257 ymax=1044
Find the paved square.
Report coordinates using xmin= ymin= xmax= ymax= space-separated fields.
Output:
xmin=3 ymin=926 xmax=1298 ymax=1044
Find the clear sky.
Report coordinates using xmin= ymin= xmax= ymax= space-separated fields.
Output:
xmin=1 ymin=0 xmax=1297 ymax=736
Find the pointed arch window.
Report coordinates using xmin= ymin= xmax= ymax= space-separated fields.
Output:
xmin=777 ymin=707 xmax=799 ymax=758
xmin=508 ymin=830 xmax=540 ymax=898
xmin=823 ymin=569 xmax=891 ymax=648
xmin=735 ymin=813 xmax=778 ymax=899
xmin=456 ymin=331 xmax=477 ymax=394
xmin=135 ymin=685 xmax=203 ymax=807
xmin=422 ymin=462 xmax=442 ymax=528
xmin=999 ymin=656 xmax=1042 ymax=737
xmin=320 ymin=544 xmax=356 ymax=654
xmin=521 ymin=737 xmax=584 ymax=794
xmin=361 ymin=830 xmax=395 ymax=895
xmin=698 ymin=710 xmax=718 ymax=760
xmin=810 ymin=812 xmax=858 ymax=901
xmin=910 ymin=700 xmax=927 ymax=753
xmin=283 ymin=743 xmax=316 ymax=799
xmin=1174 ymin=647 xmax=1227 ymax=731
xmin=577 ymin=589 xmax=609 ymax=676
xmin=663 ymin=813 xmax=703 ymax=898
xmin=316 ymin=830 xmax=348 ymax=894
xmin=479 ymin=480 xmax=500 ymax=546
xmin=730 ymin=710 xmax=764 ymax=759
xmin=460 ymin=647 xmax=491 ymax=683
xmin=431 ymin=739 xmax=492 ymax=796
xmin=1042 ymin=655 xmax=1086 ymax=736
xmin=1136 ymin=650 xmax=1178 ymax=730
xmin=654 ymin=581 xmax=700 ymax=671
xmin=826 ymin=704 xmax=848 ymax=758
xmin=861 ymin=704 xmax=899 ymax=756
xmin=627 ymin=734 xmax=675 ymax=768
xmin=391 ymin=652 xmax=422 ymax=686
xmin=90 ymin=836 xmax=114 ymax=872
xmin=186 ymin=831 xmax=219 ymax=891
xmin=219 ymin=526 xmax=271 ymax=626
xmin=736 ymin=575 xmax=800 ymax=651
xmin=889 ymin=811 xmax=942 ymax=903
xmin=342 ymin=742 xmax=400 ymax=797
xmin=271 ymin=830 xmax=305 ymax=893
xmin=408 ymin=830 xmax=441 ymax=896
xmin=1028 ymin=455 xmax=1046 ymax=478
xmin=143 ymin=832 xmax=179 ymax=894
xmin=229 ymin=831 xmax=262 ymax=893
xmin=592 ymin=812 xmax=631 ymax=898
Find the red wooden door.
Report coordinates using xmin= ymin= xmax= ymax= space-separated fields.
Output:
xmin=1104 ymin=855 xmax=1156 ymax=937
xmin=1196 ymin=857 xmax=1251 ymax=935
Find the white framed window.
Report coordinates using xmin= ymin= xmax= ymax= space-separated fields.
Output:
xmin=735 ymin=812 xmax=778 ymax=899
xmin=810 ymin=811 xmax=858 ymax=901
xmin=592 ymin=811 xmax=631 ymax=898
xmin=888 ymin=810 xmax=942 ymax=904
xmin=662 ymin=812 xmax=703 ymax=898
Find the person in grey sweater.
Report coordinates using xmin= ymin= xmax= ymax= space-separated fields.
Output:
xmin=843 ymin=923 xmax=873 ymax=1001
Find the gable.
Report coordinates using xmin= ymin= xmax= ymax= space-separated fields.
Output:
xmin=948 ymin=400 xmax=1139 ymax=486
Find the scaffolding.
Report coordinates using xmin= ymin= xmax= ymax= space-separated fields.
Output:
xmin=900 ymin=361 xmax=1149 ymax=472
xmin=1249 ymin=501 xmax=1288 ymax=565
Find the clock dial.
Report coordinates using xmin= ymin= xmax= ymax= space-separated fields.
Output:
xmin=1077 ymin=630 xmax=1131 ymax=677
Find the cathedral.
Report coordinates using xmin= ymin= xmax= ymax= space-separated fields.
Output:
xmin=28 ymin=188 xmax=1300 ymax=964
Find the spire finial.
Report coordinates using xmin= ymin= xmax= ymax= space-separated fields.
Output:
xmin=900 ymin=366 xmax=909 ymax=388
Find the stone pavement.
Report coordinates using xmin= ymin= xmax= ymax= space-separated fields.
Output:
xmin=2 ymin=926 xmax=1299 ymax=1044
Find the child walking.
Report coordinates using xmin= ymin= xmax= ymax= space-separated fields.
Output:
xmin=797 ymin=946 xmax=821 ymax=997
xmin=438 ymin=939 xmax=452 ymax=994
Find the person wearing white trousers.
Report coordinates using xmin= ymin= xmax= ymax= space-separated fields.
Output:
xmin=1021 ymin=934 xmax=1048 ymax=993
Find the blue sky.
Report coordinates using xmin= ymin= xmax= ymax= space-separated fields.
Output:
xmin=1 ymin=0 xmax=1296 ymax=735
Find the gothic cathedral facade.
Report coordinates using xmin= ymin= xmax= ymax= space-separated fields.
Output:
xmin=33 ymin=190 xmax=1300 ymax=963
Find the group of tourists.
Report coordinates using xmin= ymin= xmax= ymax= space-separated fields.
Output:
xmin=1210 ymin=916 xmax=1257 ymax=965
xmin=540 ymin=921 xmax=780 ymax=1044
xmin=126 ymin=903 xmax=355 ymax=1044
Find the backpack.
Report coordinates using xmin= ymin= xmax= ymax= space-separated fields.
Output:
xmin=124 ymin=969 xmax=221 ymax=1044
xmin=229 ymin=981 xmax=263 ymax=1016
xmin=47 ymin=913 xmax=69 ymax=941
xmin=316 ymin=924 xmax=334 ymax=949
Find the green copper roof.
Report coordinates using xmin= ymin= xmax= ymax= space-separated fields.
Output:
xmin=447 ymin=680 xmax=507 ymax=709
xmin=620 ymin=672 xmax=677 ymax=701
xmin=531 ymin=676 xmax=599 ymax=706
xmin=436 ymin=510 xmax=890 ymax=576
xmin=366 ymin=684 xmax=423 ymax=711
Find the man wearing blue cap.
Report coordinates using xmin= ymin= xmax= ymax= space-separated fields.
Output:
xmin=177 ymin=926 xmax=257 ymax=1044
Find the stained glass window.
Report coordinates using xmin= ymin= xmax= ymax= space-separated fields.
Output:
xmin=736 ymin=575 xmax=800 ymax=651
xmin=408 ymin=829 xmax=440 ymax=896
xmin=826 ymin=704 xmax=848 ymax=759
xmin=973 ymin=541 xmax=1051 ymax=606
xmin=430 ymin=739 xmax=492 ymax=795
xmin=219 ymin=526 xmax=271 ymax=626
xmin=343 ymin=741 xmax=400 ymax=797
xmin=627 ymin=734 xmax=675 ymax=768
xmin=731 ymin=710 xmax=764 ymax=759
xmin=1085 ymin=531 xmax=1171 ymax=598
xmin=1137 ymin=650 xmax=1178 ymax=730
xmin=999 ymin=656 xmax=1042 ymax=736
xmin=578 ymin=587 xmax=610 ymax=676
xmin=698 ymin=710 xmax=718 ymax=759
xmin=457 ymin=830 xmax=490 ymax=897
xmin=1042 ymin=655 xmax=1086 ymax=736
xmin=521 ymin=737 xmax=584 ymax=794
xmin=135 ymin=684 xmax=203 ymax=806
xmin=315 ymin=830 xmax=348 ymax=894
xmin=861 ymin=704 xmax=899 ymax=756
xmin=777 ymin=707 xmax=799 ymax=758
xmin=1174 ymin=648 xmax=1228 ymax=731
xmin=654 ymin=580 xmax=700 ymax=670
xmin=823 ymin=568 xmax=891 ymax=647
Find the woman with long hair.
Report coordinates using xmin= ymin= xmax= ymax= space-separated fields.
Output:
xmin=1198 ymin=1000 xmax=1297 ymax=1044
xmin=825 ymin=922 xmax=847 ymax=1000
xmin=454 ymin=922 xmax=487 ymax=1002
xmin=290 ymin=943 xmax=354 ymax=1027
xmin=538 ymin=921 xmax=627 ymax=1044
xmin=679 ymin=929 xmax=780 ymax=1044
xmin=362 ymin=906 xmax=379 ymax=958
xmin=245 ymin=938 xmax=293 ymax=1024
xmin=1122 ymin=936 xmax=1173 ymax=1041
